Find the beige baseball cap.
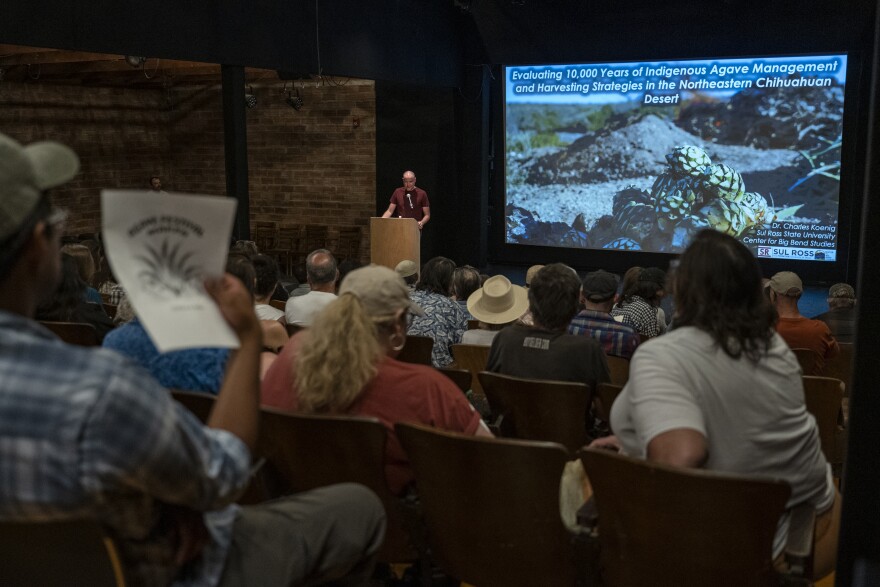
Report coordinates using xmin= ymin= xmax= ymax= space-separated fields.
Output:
xmin=394 ymin=259 xmax=418 ymax=279
xmin=0 ymin=132 xmax=79 ymax=241
xmin=768 ymin=271 xmax=803 ymax=296
xmin=340 ymin=264 xmax=424 ymax=320
xmin=525 ymin=264 xmax=544 ymax=286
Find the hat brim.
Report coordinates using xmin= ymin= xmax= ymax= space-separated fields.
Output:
xmin=467 ymin=285 xmax=529 ymax=324
xmin=24 ymin=142 xmax=80 ymax=190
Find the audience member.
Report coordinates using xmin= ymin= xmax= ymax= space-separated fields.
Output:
xmin=814 ymin=282 xmax=857 ymax=344
xmin=569 ymin=269 xmax=639 ymax=359
xmin=487 ymin=264 xmax=609 ymax=387
xmin=230 ymin=239 xmax=259 ymax=259
xmin=149 ymin=175 xmax=166 ymax=193
xmin=395 ymin=259 xmax=419 ymax=288
xmin=60 ymin=243 xmax=103 ymax=304
xmin=611 ymin=266 xmax=665 ymax=338
xmin=287 ymin=264 xmax=310 ymax=297
xmin=35 ymin=254 xmax=115 ymax=341
xmin=252 ymin=254 xmax=285 ymax=321
xmin=262 ymin=265 xmax=491 ymax=494
xmin=596 ymin=230 xmax=837 ymax=578
xmin=0 ymin=132 xmax=384 ymax=586
xmin=336 ymin=258 xmax=364 ymax=293
xmin=525 ymin=264 xmax=544 ymax=287
xmin=769 ymin=271 xmax=839 ymax=368
xmin=407 ymin=256 xmax=468 ymax=367
xmin=462 ymin=275 xmax=529 ymax=346
xmin=285 ymin=249 xmax=338 ymax=327
xmin=452 ymin=265 xmax=482 ymax=319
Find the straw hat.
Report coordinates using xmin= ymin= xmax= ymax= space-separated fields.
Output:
xmin=467 ymin=275 xmax=529 ymax=324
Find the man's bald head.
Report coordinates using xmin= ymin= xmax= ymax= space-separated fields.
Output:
xmin=306 ymin=249 xmax=338 ymax=285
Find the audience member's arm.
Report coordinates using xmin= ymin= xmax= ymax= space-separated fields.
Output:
xmin=204 ymin=275 xmax=263 ymax=452
xmin=646 ymin=428 xmax=708 ymax=468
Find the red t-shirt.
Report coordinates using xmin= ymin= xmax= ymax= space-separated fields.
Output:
xmin=389 ymin=187 xmax=430 ymax=221
xmin=261 ymin=332 xmax=482 ymax=494
xmin=776 ymin=316 xmax=839 ymax=368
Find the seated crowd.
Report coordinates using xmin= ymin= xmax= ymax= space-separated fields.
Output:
xmin=0 ymin=130 xmax=851 ymax=584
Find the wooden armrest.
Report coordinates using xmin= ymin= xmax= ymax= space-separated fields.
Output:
xmin=783 ymin=502 xmax=816 ymax=577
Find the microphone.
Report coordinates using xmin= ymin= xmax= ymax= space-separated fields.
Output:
xmin=406 ymin=193 xmax=413 ymax=209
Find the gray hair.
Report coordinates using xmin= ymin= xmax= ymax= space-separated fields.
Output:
xmin=306 ymin=249 xmax=338 ymax=284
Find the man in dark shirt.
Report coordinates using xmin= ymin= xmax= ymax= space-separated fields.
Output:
xmin=381 ymin=170 xmax=431 ymax=230
xmin=487 ymin=264 xmax=609 ymax=387
xmin=814 ymin=282 xmax=857 ymax=344
xmin=569 ymin=269 xmax=639 ymax=359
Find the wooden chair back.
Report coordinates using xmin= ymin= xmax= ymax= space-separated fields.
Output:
xmin=579 ymin=447 xmax=791 ymax=587
xmin=437 ymin=367 xmax=472 ymax=393
xmin=821 ymin=342 xmax=853 ymax=396
xmin=269 ymin=299 xmax=286 ymax=311
xmin=605 ymin=355 xmax=630 ymax=386
xmin=451 ymin=343 xmax=490 ymax=394
xmin=478 ymin=371 xmax=592 ymax=453
xmin=256 ymin=409 xmax=416 ymax=562
xmin=802 ymin=375 xmax=845 ymax=462
xmin=397 ymin=334 xmax=434 ymax=365
xmin=595 ymin=382 xmax=624 ymax=429
xmin=0 ymin=519 xmax=128 ymax=586
xmin=40 ymin=321 xmax=100 ymax=346
xmin=396 ymin=423 xmax=592 ymax=587
xmin=792 ymin=347 xmax=823 ymax=375
xmin=170 ymin=389 xmax=215 ymax=423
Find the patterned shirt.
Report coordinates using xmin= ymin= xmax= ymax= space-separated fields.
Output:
xmin=0 ymin=310 xmax=251 ymax=587
xmin=611 ymin=296 xmax=661 ymax=338
xmin=568 ymin=309 xmax=640 ymax=359
xmin=103 ymin=319 xmax=230 ymax=394
xmin=407 ymin=290 xmax=468 ymax=367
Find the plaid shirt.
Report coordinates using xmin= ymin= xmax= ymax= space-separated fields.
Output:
xmin=568 ymin=309 xmax=640 ymax=359
xmin=610 ymin=296 xmax=661 ymax=338
xmin=0 ymin=311 xmax=251 ymax=587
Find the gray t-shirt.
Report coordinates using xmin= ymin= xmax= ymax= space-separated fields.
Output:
xmin=611 ymin=326 xmax=834 ymax=556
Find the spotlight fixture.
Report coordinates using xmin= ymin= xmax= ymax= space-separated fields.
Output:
xmin=244 ymin=85 xmax=257 ymax=109
xmin=286 ymin=88 xmax=304 ymax=110
xmin=124 ymin=55 xmax=147 ymax=68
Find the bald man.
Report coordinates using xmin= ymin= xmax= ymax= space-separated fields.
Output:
xmin=381 ymin=170 xmax=431 ymax=230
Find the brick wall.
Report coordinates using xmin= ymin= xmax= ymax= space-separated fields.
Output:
xmin=0 ymin=78 xmax=377 ymax=261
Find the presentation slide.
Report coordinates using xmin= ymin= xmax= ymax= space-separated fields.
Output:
xmin=504 ymin=54 xmax=847 ymax=262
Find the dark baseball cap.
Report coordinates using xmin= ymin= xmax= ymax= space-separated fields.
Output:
xmin=582 ymin=270 xmax=618 ymax=302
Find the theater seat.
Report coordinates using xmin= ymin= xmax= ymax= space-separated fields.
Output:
xmin=579 ymin=447 xmax=814 ymax=587
xmin=396 ymin=423 xmax=597 ymax=587
xmin=0 ymin=519 xmax=128 ymax=586
xmin=478 ymin=371 xmax=592 ymax=453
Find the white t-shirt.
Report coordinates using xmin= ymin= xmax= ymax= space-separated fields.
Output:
xmin=461 ymin=329 xmax=499 ymax=346
xmin=611 ymin=326 xmax=834 ymax=557
xmin=255 ymin=303 xmax=284 ymax=321
xmin=284 ymin=291 xmax=337 ymax=326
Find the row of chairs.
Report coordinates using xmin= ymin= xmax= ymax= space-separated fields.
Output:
xmin=170 ymin=392 xmax=816 ymax=586
xmin=253 ymin=222 xmax=363 ymax=274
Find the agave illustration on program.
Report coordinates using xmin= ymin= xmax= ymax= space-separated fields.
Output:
xmin=136 ymin=239 xmax=202 ymax=299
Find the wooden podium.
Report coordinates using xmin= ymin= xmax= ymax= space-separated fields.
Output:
xmin=370 ymin=217 xmax=420 ymax=272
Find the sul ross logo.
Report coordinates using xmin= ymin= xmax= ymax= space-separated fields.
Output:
xmin=757 ymin=247 xmax=771 ymax=257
